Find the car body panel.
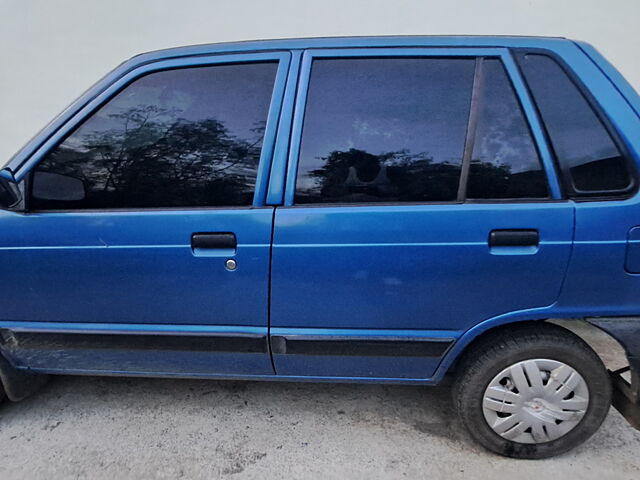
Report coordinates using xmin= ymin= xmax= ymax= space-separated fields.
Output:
xmin=0 ymin=36 xmax=639 ymax=388
xmin=269 ymin=46 xmax=573 ymax=378
xmin=0 ymin=50 xmax=293 ymax=377
xmin=0 ymin=207 xmax=277 ymax=375
xmin=270 ymin=203 xmax=574 ymax=377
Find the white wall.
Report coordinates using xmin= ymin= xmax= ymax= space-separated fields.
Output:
xmin=1 ymin=0 xmax=639 ymax=164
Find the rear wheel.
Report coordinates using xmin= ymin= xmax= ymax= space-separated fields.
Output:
xmin=453 ymin=323 xmax=611 ymax=459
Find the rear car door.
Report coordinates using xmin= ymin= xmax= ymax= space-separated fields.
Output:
xmin=0 ymin=52 xmax=290 ymax=376
xmin=270 ymin=48 xmax=574 ymax=380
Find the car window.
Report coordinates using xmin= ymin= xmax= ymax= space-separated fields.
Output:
xmin=518 ymin=53 xmax=632 ymax=195
xmin=294 ymin=56 xmax=548 ymax=204
xmin=30 ymin=62 xmax=278 ymax=210
xmin=466 ymin=59 xmax=548 ymax=199
xmin=294 ymin=57 xmax=476 ymax=204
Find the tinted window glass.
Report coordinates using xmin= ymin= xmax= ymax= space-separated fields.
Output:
xmin=467 ymin=59 xmax=547 ymax=199
xmin=519 ymin=54 xmax=631 ymax=194
xmin=31 ymin=62 xmax=278 ymax=210
xmin=295 ymin=58 xmax=475 ymax=204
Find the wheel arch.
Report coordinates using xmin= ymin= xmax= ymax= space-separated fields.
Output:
xmin=434 ymin=311 xmax=632 ymax=383
xmin=437 ymin=313 xmax=640 ymax=430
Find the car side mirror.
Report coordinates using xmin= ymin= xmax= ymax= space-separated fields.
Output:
xmin=0 ymin=172 xmax=21 ymax=210
xmin=32 ymin=171 xmax=86 ymax=202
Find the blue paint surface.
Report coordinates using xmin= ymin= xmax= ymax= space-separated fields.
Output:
xmin=2 ymin=36 xmax=640 ymax=384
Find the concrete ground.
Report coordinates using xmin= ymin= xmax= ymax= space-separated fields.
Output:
xmin=0 ymin=323 xmax=639 ymax=479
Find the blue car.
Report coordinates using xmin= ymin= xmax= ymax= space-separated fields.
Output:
xmin=1 ymin=36 xmax=639 ymax=458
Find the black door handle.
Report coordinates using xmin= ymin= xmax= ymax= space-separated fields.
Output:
xmin=191 ymin=232 xmax=237 ymax=251
xmin=489 ymin=229 xmax=539 ymax=247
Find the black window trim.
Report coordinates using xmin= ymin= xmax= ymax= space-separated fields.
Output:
xmin=291 ymin=54 xmax=553 ymax=208
xmin=456 ymin=57 xmax=484 ymax=202
xmin=512 ymin=48 xmax=638 ymax=201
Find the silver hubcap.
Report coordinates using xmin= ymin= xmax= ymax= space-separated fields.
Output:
xmin=482 ymin=359 xmax=589 ymax=444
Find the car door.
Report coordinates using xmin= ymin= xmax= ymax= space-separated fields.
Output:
xmin=0 ymin=52 xmax=290 ymax=376
xmin=269 ymin=48 xmax=574 ymax=380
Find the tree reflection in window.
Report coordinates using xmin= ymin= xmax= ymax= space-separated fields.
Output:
xmin=295 ymin=57 xmax=548 ymax=204
xmin=306 ymin=148 xmax=462 ymax=203
xmin=31 ymin=62 xmax=278 ymax=209
xmin=295 ymin=58 xmax=475 ymax=204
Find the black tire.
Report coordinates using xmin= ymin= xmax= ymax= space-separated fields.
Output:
xmin=453 ymin=322 xmax=611 ymax=459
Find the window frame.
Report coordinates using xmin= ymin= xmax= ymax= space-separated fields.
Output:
xmin=282 ymin=47 xmax=563 ymax=207
xmin=21 ymin=51 xmax=291 ymax=212
xmin=513 ymin=49 xmax=638 ymax=201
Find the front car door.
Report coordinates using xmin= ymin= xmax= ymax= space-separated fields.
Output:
xmin=0 ymin=52 xmax=290 ymax=376
xmin=270 ymin=48 xmax=574 ymax=380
